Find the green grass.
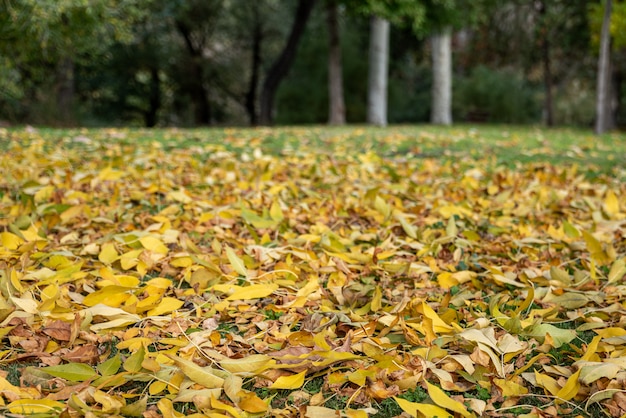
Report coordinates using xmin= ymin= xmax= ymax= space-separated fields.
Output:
xmin=2 ymin=125 xmax=624 ymax=180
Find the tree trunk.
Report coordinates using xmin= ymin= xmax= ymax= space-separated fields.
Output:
xmin=245 ymin=4 xmax=262 ymax=126
xmin=326 ymin=0 xmax=345 ymax=125
xmin=176 ymin=20 xmax=211 ymax=125
xmin=538 ymin=1 xmax=554 ymax=126
xmin=56 ymin=56 xmax=75 ymax=126
xmin=367 ymin=15 xmax=389 ymax=127
xmin=595 ymin=0 xmax=613 ymax=134
xmin=259 ymin=0 xmax=317 ymax=125
xmin=430 ymin=27 xmax=452 ymax=125
xmin=145 ymin=66 xmax=160 ymax=127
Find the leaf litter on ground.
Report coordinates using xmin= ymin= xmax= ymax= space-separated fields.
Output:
xmin=0 ymin=126 xmax=624 ymax=417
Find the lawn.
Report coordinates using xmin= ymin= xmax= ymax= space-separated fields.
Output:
xmin=0 ymin=125 xmax=624 ymax=417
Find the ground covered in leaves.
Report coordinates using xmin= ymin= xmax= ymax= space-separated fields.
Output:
xmin=0 ymin=126 xmax=625 ymax=418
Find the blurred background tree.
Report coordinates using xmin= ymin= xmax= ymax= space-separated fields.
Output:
xmin=0 ymin=0 xmax=622 ymax=130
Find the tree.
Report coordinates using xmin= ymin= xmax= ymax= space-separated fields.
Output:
xmin=537 ymin=0 xmax=554 ymax=126
xmin=367 ymin=15 xmax=390 ymax=126
xmin=173 ymin=0 xmax=224 ymax=125
xmin=0 ymin=0 xmax=142 ymax=125
xmin=430 ymin=26 xmax=452 ymax=125
xmin=260 ymin=0 xmax=318 ymax=125
xmin=464 ymin=1 xmax=594 ymax=126
xmin=355 ymin=0 xmax=426 ymax=126
xmin=245 ymin=3 xmax=263 ymax=126
xmin=327 ymin=0 xmax=346 ymax=125
xmin=424 ymin=0 xmax=492 ymax=126
xmin=595 ymin=0 xmax=613 ymax=134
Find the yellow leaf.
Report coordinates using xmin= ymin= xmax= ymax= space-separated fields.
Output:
xmin=296 ymin=276 xmax=319 ymax=298
xmin=347 ymin=369 xmax=376 ymax=386
xmin=426 ymin=381 xmax=474 ymax=418
xmin=99 ymin=242 xmax=118 ymax=264
xmin=219 ymin=354 xmax=271 ymax=374
xmin=446 ymin=217 xmax=458 ymax=237
xmin=149 ymin=380 xmax=167 ymax=395
xmin=374 ymin=195 xmax=391 ymax=220
xmin=270 ymin=200 xmax=284 ymax=222
xmin=345 ymin=410 xmax=369 ymax=418
xmin=226 ymin=246 xmax=248 ymax=277
xmin=462 ymin=230 xmax=480 ymax=241
xmin=142 ymin=357 xmax=161 ymax=372
xmin=371 ymin=286 xmax=382 ymax=312
xmin=120 ymin=396 xmax=148 ymax=417
xmin=210 ymin=396 xmax=241 ymax=417
xmin=139 ymin=236 xmax=169 ymax=254
xmin=7 ymin=399 xmax=65 ymax=414
xmin=238 ymin=391 xmax=268 ymax=413
xmin=419 ymin=302 xmax=454 ymax=333
xmin=595 ymin=327 xmax=626 ymax=338
xmin=305 ymin=406 xmax=341 ymax=417
xmin=493 ymin=378 xmax=528 ymax=397
xmin=0 ymin=232 xmax=23 ymax=250
xmin=167 ymin=355 xmax=225 ymax=389
xmin=534 ymin=370 xmax=560 ymax=396
xmin=120 ymin=249 xmax=143 ymax=270
xmin=93 ymin=389 xmax=125 ymax=413
xmin=10 ymin=295 xmax=38 ymax=314
xmin=438 ymin=204 xmax=472 ymax=219
xmin=394 ymin=397 xmax=451 ymax=418
xmin=158 ymin=398 xmax=186 ymax=418
xmin=579 ymin=362 xmax=621 ymax=384
xmin=437 ymin=272 xmax=458 ymax=289
xmin=580 ymin=335 xmax=602 ymax=362
xmin=608 ymin=258 xmax=626 ymax=284
xmin=83 ymin=285 xmax=132 ymax=307
xmin=395 ymin=212 xmax=417 ymax=239
xmin=582 ymin=230 xmax=609 ymax=265
xmin=226 ymin=283 xmax=279 ymax=300
xmin=147 ymin=297 xmax=184 ymax=316
xmin=224 ymin=374 xmax=243 ymax=403
xmin=270 ymin=371 xmax=306 ymax=389
xmin=604 ymin=190 xmax=620 ymax=217
xmin=166 ymin=190 xmax=192 ymax=204
xmin=555 ymin=369 xmax=581 ymax=401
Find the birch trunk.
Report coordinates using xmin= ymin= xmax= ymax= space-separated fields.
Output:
xmin=595 ymin=0 xmax=613 ymax=134
xmin=367 ymin=15 xmax=389 ymax=127
xmin=431 ymin=27 xmax=452 ymax=125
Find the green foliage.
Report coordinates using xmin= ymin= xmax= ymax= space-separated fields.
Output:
xmin=454 ymin=66 xmax=541 ymax=124
xmin=590 ymin=0 xmax=626 ymax=49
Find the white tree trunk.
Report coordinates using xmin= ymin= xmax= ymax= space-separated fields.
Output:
xmin=367 ymin=15 xmax=389 ymax=127
xmin=595 ymin=0 xmax=613 ymax=134
xmin=431 ymin=27 xmax=452 ymax=125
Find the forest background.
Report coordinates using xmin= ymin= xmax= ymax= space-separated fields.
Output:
xmin=0 ymin=0 xmax=624 ymax=131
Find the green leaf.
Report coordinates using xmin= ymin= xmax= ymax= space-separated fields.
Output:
xmin=124 ymin=346 xmax=146 ymax=373
xmin=98 ymin=354 xmax=122 ymax=376
xmin=374 ymin=195 xmax=391 ymax=220
xmin=226 ymin=246 xmax=248 ymax=277
xmin=523 ymin=323 xmax=576 ymax=348
xmin=42 ymin=363 xmax=98 ymax=382
xmin=563 ymin=220 xmax=581 ymax=238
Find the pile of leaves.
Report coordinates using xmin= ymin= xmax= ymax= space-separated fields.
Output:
xmin=0 ymin=127 xmax=625 ymax=418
